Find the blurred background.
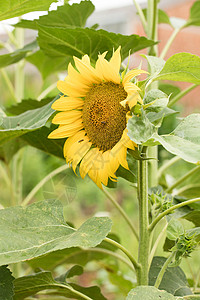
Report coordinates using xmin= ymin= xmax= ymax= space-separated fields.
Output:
xmin=0 ymin=0 xmax=200 ymax=299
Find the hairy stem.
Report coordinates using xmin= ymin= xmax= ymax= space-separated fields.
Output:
xmin=149 ymin=197 xmax=200 ymax=232
xmin=137 ymin=147 xmax=150 ymax=285
xmin=154 ymin=252 xmax=175 ymax=288
xmin=102 ymin=188 xmax=139 ymax=240
xmin=165 ymin=165 xmax=200 ymax=194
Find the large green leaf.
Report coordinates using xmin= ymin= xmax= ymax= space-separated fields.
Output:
xmin=154 ymin=114 xmax=200 ymax=164
xmin=0 ymin=0 xmax=57 ymax=21
xmin=0 ymin=99 xmax=54 ymax=145
xmin=0 ymin=266 xmax=14 ymax=300
xmin=28 ymin=233 xmax=120 ymax=270
xmin=185 ymin=0 xmax=200 ymax=27
xmin=16 ymin=1 xmax=95 ymax=30
xmin=26 ymin=50 xmax=68 ymax=79
xmin=0 ymin=137 xmax=26 ymax=163
xmin=177 ymin=184 xmax=200 ymax=199
xmin=0 ymin=41 xmax=37 ymax=68
xmin=38 ymin=25 xmax=157 ymax=62
xmin=22 ymin=126 xmax=65 ymax=159
xmin=126 ymin=286 xmax=176 ymax=300
xmin=154 ymin=53 xmax=200 ymax=84
xmin=149 ymin=256 xmax=192 ymax=296
xmin=6 ymin=97 xmax=53 ymax=115
xmin=127 ymin=113 xmax=157 ymax=144
xmin=0 ymin=199 xmax=112 ymax=265
xmin=14 ymin=271 xmax=106 ymax=300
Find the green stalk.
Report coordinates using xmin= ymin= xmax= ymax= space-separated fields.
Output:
xmin=102 ymin=188 xmax=139 ymax=240
xmin=168 ymin=84 xmax=197 ymax=108
xmin=14 ymin=27 xmax=24 ymax=103
xmin=104 ymin=238 xmax=141 ymax=275
xmin=22 ymin=164 xmax=69 ymax=206
xmin=137 ymin=147 xmax=150 ymax=285
xmin=165 ymin=165 xmax=200 ymax=194
xmin=132 ymin=0 xmax=147 ymax=32
xmin=147 ymin=0 xmax=159 ymax=187
xmin=157 ymin=156 xmax=180 ymax=178
xmin=159 ymin=27 xmax=181 ymax=59
xmin=154 ymin=252 xmax=175 ymax=288
xmin=149 ymin=197 xmax=200 ymax=232
xmin=1 ymin=69 xmax=17 ymax=102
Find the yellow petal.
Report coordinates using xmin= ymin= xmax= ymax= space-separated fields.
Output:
xmin=48 ymin=119 xmax=83 ymax=139
xmin=67 ymin=62 xmax=93 ymax=87
xmin=64 ymin=130 xmax=86 ymax=156
xmin=123 ymin=82 xmax=140 ymax=95
xmin=79 ymin=148 xmax=101 ymax=179
xmin=120 ymin=129 xmax=136 ymax=150
xmin=52 ymin=96 xmax=84 ymax=111
xmin=52 ymin=110 xmax=82 ymax=125
xmin=95 ymin=53 xmax=120 ymax=84
xmin=74 ymin=56 xmax=102 ymax=84
xmin=120 ymin=92 xmax=142 ymax=109
xmin=109 ymin=46 xmax=121 ymax=75
xmin=123 ymin=69 xmax=147 ymax=85
xmin=57 ymin=80 xmax=89 ymax=98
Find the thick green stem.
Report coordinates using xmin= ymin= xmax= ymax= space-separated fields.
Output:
xmin=137 ymin=147 xmax=150 ymax=285
xmin=154 ymin=252 xmax=175 ymax=288
xmin=102 ymin=188 xmax=139 ymax=240
xmin=168 ymin=84 xmax=197 ymax=108
xmin=165 ymin=165 xmax=200 ymax=194
xmin=149 ymin=197 xmax=200 ymax=232
xmin=147 ymin=0 xmax=158 ymax=56
xmin=148 ymin=146 xmax=158 ymax=187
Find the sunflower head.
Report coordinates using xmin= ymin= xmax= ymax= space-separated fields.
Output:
xmin=49 ymin=47 xmax=146 ymax=188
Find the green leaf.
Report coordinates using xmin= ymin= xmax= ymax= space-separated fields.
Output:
xmin=127 ymin=113 xmax=157 ymax=145
xmin=149 ymin=256 xmax=192 ymax=296
xmin=0 ymin=199 xmax=112 ymax=265
xmin=26 ymin=50 xmax=68 ymax=79
xmin=159 ymin=83 xmax=181 ymax=99
xmin=185 ymin=0 xmax=200 ymax=27
xmin=15 ymin=19 xmax=38 ymax=30
xmin=28 ymin=233 xmax=120 ymax=270
xmin=166 ymin=219 xmax=184 ymax=241
xmin=154 ymin=53 xmax=200 ymax=84
xmin=0 ymin=99 xmax=55 ymax=145
xmin=13 ymin=271 xmax=106 ymax=300
xmin=0 ymin=41 xmax=37 ymax=68
xmin=38 ymin=25 xmax=157 ymax=62
xmin=143 ymin=9 xmax=172 ymax=26
xmin=126 ymin=286 xmax=176 ymax=299
xmin=0 ymin=266 xmax=15 ymax=300
xmin=15 ymin=0 xmax=95 ymax=31
xmin=0 ymin=138 xmax=26 ymax=163
xmin=143 ymin=55 xmax=165 ymax=76
xmin=0 ymin=0 xmax=57 ymax=21
xmin=56 ymin=265 xmax=83 ymax=281
xmin=154 ymin=114 xmax=200 ymax=164
xmin=37 ymin=1 xmax=95 ymax=28
xmin=21 ymin=126 xmax=65 ymax=159
xmin=177 ymin=184 xmax=200 ymax=199
xmin=6 ymin=97 xmax=53 ymax=115
xmin=116 ymin=165 xmax=136 ymax=183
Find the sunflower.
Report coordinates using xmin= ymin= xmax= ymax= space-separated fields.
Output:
xmin=48 ymin=47 xmax=145 ymax=188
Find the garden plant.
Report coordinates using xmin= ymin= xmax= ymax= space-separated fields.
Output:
xmin=0 ymin=0 xmax=200 ymax=299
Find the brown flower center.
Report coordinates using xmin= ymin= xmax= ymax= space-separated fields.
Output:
xmin=82 ymin=82 xmax=128 ymax=152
